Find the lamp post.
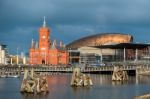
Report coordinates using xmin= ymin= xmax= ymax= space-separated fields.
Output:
xmin=123 ymin=47 xmax=126 ymax=63
xmin=135 ymin=48 xmax=138 ymax=62
xmin=100 ymin=48 xmax=103 ymax=63
xmin=16 ymin=47 xmax=19 ymax=65
xmin=5 ymin=48 xmax=10 ymax=65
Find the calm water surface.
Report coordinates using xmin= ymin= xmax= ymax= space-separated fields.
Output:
xmin=0 ymin=73 xmax=150 ymax=99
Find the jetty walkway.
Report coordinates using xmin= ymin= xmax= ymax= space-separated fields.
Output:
xmin=0 ymin=64 xmax=150 ymax=75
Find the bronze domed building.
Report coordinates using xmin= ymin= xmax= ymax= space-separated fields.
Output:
xmin=66 ymin=33 xmax=133 ymax=49
xmin=66 ymin=33 xmax=149 ymax=65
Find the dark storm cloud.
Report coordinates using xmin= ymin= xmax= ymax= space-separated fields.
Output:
xmin=0 ymin=0 xmax=150 ymax=54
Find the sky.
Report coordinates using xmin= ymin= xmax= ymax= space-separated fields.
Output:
xmin=0 ymin=0 xmax=150 ymax=55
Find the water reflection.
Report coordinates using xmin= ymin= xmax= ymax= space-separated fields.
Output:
xmin=21 ymin=93 xmax=48 ymax=99
xmin=112 ymin=81 xmax=128 ymax=86
xmin=136 ymin=75 xmax=150 ymax=84
xmin=1 ymin=74 xmax=150 ymax=99
xmin=91 ymin=74 xmax=112 ymax=85
xmin=72 ymin=87 xmax=92 ymax=99
xmin=91 ymin=74 xmax=135 ymax=86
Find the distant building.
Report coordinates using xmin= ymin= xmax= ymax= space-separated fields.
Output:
xmin=0 ymin=44 xmax=8 ymax=65
xmin=29 ymin=17 xmax=68 ymax=65
xmin=9 ymin=54 xmax=27 ymax=65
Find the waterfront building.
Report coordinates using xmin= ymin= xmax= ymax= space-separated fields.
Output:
xmin=0 ymin=44 xmax=8 ymax=65
xmin=68 ymin=50 xmax=80 ymax=64
xmin=29 ymin=18 xmax=68 ymax=65
xmin=9 ymin=55 xmax=27 ymax=65
xmin=67 ymin=33 xmax=150 ymax=64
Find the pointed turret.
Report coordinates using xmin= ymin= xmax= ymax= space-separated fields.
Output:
xmin=31 ymin=39 xmax=36 ymax=48
xmin=31 ymin=39 xmax=34 ymax=48
xmin=51 ymin=40 xmax=57 ymax=49
xmin=35 ymin=42 xmax=39 ymax=49
xmin=63 ymin=44 xmax=66 ymax=49
xmin=60 ymin=41 xmax=63 ymax=48
xmin=43 ymin=16 xmax=46 ymax=27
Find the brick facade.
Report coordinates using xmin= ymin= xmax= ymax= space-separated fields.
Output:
xmin=29 ymin=19 xmax=68 ymax=65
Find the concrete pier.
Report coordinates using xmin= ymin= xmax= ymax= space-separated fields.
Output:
xmin=0 ymin=64 xmax=150 ymax=75
xmin=136 ymin=65 xmax=150 ymax=76
xmin=0 ymin=65 xmax=137 ymax=73
xmin=134 ymin=94 xmax=150 ymax=99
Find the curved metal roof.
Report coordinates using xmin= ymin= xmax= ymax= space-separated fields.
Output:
xmin=93 ymin=43 xmax=150 ymax=49
xmin=66 ymin=33 xmax=133 ymax=49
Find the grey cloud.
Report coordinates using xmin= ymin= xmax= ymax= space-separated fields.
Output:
xmin=0 ymin=0 xmax=150 ymax=54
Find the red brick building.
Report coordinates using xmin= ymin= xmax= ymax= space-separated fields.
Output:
xmin=29 ymin=18 xmax=68 ymax=65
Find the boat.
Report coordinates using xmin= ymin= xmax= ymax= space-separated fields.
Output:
xmin=0 ymin=75 xmax=19 ymax=78
xmin=0 ymin=75 xmax=7 ymax=78
xmin=7 ymin=75 xmax=19 ymax=78
xmin=0 ymin=72 xmax=20 ymax=78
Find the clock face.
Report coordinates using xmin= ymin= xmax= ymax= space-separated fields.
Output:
xmin=41 ymin=47 xmax=46 ymax=50
xmin=42 ymin=36 xmax=46 ymax=39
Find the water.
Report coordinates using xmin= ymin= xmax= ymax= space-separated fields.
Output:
xmin=0 ymin=74 xmax=150 ymax=99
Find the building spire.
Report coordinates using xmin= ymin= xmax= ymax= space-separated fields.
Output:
xmin=43 ymin=16 xmax=46 ymax=27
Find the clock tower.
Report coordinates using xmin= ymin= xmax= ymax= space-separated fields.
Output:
xmin=39 ymin=17 xmax=51 ymax=64
xmin=29 ymin=17 xmax=68 ymax=65
xmin=39 ymin=16 xmax=51 ymax=50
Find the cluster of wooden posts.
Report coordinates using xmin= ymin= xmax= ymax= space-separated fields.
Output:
xmin=112 ymin=66 xmax=128 ymax=81
xmin=71 ymin=68 xmax=93 ymax=86
xmin=20 ymin=66 xmax=129 ymax=94
xmin=20 ymin=69 xmax=49 ymax=94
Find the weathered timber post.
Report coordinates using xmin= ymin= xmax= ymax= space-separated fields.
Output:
xmin=71 ymin=67 xmax=93 ymax=86
xmin=20 ymin=69 xmax=49 ymax=94
xmin=112 ymin=66 xmax=128 ymax=81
